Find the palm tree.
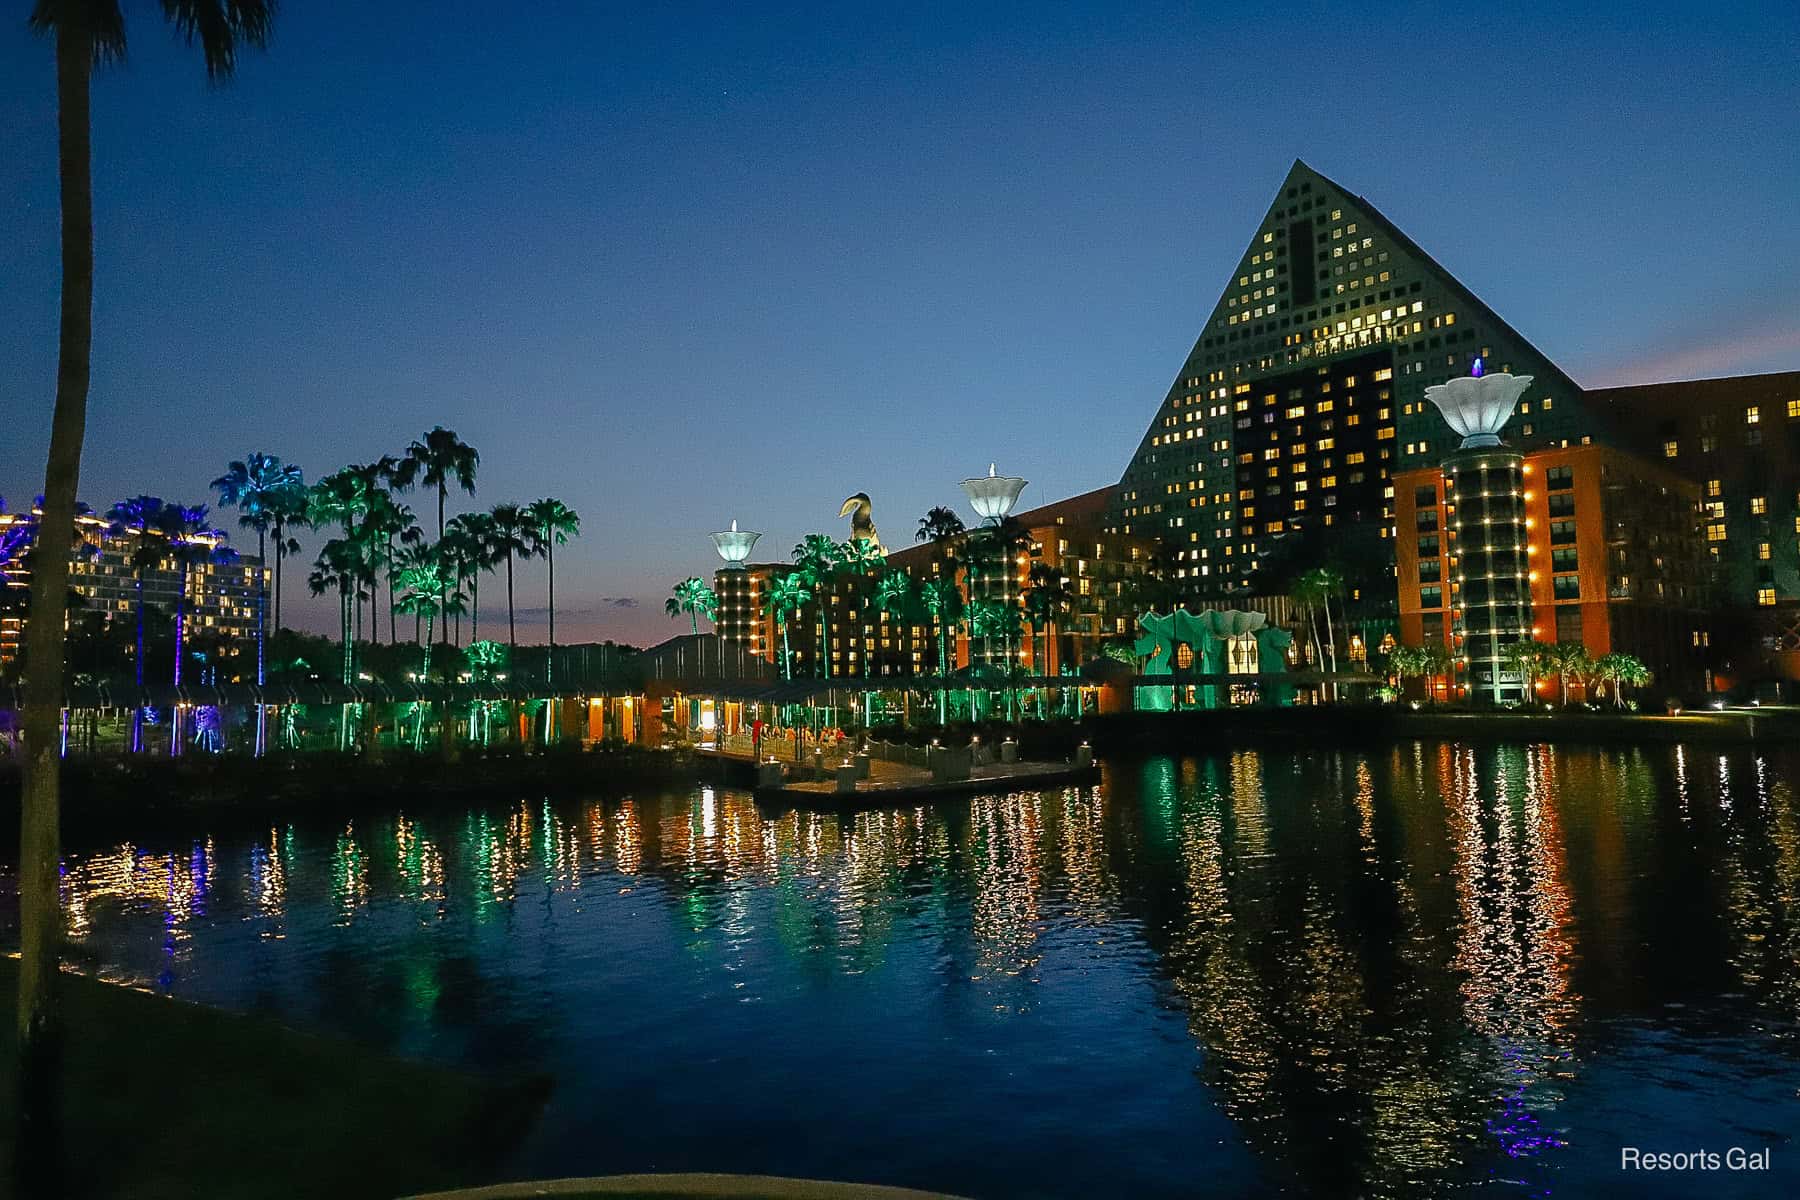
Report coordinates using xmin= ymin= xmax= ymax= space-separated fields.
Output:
xmin=1612 ymin=654 xmax=1652 ymax=708
xmin=919 ymin=574 xmax=963 ymax=724
xmin=105 ymin=495 xmax=166 ymax=750
xmin=666 ymin=577 xmax=718 ymax=636
xmin=1024 ymin=563 xmax=1074 ymax=714
xmin=1501 ymin=638 xmax=1548 ymax=702
xmin=791 ymin=534 xmax=841 ymax=678
xmin=308 ymin=469 xmax=381 ymax=647
xmin=525 ymin=498 xmax=580 ymax=689
xmin=1298 ymin=567 xmax=1344 ymax=674
xmin=916 ymin=506 xmax=965 ymax=547
xmin=444 ymin=510 xmax=497 ymax=645
xmin=157 ymin=504 xmax=235 ymax=752
xmin=363 ymin=493 xmax=421 ymax=644
xmin=399 ymin=428 xmax=478 ymax=624
xmin=399 ymin=427 xmax=479 ymax=547
xmin=261 ymin=472 xmax=309 ymax=635
xmin=393 ymin=543 xmax=451 ymax=749
xmin=308 ymin=538 xmax=362 ymax=687
xmin=1024 ymin=562 xmax=1073 ymax=676
xmin=1589 ymin=652 xmax=1651 ymax=709
xmin=837 ymin=537 xmax=886 ymax=675
xmin=342 ymin=458 xmax=406 ymax=639
xmin=761 ymin=572 xmax=810 ymax=682
xmin=17 ymin=5 xmax=272 ymax=1163
xmin=487 ymin=503 xmax=539 ymax=661
xmin=873 ymin=568 xmax=915 ymax=677
xmin=1543 ymin=641 xmax=1590 ymax=707
xmin=210 ymin=454 xmax=301 ymax=688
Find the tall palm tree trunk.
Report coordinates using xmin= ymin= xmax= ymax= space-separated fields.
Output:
xmin=254 ymin=528 xmax=267 ymax=686
xmin=436 ymin=484 xmax=447 ymax=623
xmin=132 ymin=569 xmax=145 ymax=752
xmin=504 ymin=551 xmax=516 ymax=651
xmin=546 ymin=539 xmax=556 ymax=686
xmin=18 ymin=32 xmax=94 ymax=1181
xmin=171 ymin=567 xmax=188 ymax=756
xmin=272 ymin=518 xmax=285 ymax=634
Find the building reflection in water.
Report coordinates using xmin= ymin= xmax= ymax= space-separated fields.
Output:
xmin=36 ymin=741 xmax=1800 ymax=1198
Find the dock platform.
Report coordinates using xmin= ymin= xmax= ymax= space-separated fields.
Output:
xmin=753 ymin=759 xmax=1100 ymax=810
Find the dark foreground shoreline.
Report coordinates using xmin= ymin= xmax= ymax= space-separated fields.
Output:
xmin=0 ymin=958 xmax=546 ymax=1199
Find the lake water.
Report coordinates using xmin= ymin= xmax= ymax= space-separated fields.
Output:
xmin=6 ymin=742 xmax=1799 ymax=1198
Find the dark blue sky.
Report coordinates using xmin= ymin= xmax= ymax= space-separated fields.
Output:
xmin=3 ymin=2 xmax=1797 ymax=645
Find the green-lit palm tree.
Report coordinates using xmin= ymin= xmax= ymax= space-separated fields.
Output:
xmin=18 ymin=6 xmax=273 ymax=1160
xmin=525 ymin=498 xmax=580 ymax=688
xmin=871 ymin=567 xmax=913 ymax=677
xmin=919 ymin=574 xmax=963 ymax=725
xmin=210 ymin=454 xmax=302 ymax=688
xmin=791 ymin=534 xmax=841 ymax=678
xmin=393 ymin=543 xmax=452 ymax=749
xmin=838 ymin=537 xmax=886 ymax=674
xmin=666 ymin=577 xmax=719 ymax=635
xmin=761 ymin=572 xmax=810 ymax=682
xmin=487 ymin=503 xmax=540 ymax=660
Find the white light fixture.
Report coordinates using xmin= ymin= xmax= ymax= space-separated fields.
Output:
xmin=960 ymin=463 xmax=1027 ymax=523
xmin=710 ymin=518 xmax=761 ymax=569
xmin=1425 ymin=367 xmax=1534 ymax=450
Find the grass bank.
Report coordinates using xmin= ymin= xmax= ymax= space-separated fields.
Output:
xmin=0 ymin=958 xmax=547 ymax=1200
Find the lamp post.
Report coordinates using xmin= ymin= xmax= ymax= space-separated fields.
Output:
xmin=959 ymin=465 xmax=1028 ymax=722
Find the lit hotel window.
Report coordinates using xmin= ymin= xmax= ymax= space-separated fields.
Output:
xmin=1663 ymin=440 xmax=1679 ymax=458
xmin=1746 ymin=406 xmax=1761 ymax=425
xmin=1758 ymin=587 xmax=1777 ymax=607
xmin=1752 ymin=496 xmax=1768 ymax=515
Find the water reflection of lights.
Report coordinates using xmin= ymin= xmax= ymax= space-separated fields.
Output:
xmin=33 ymin=747 xmax=1800 ymax=1199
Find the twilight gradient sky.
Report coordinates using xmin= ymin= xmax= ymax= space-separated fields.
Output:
xmin=3 ymin=2 xmax=1797 ymax=646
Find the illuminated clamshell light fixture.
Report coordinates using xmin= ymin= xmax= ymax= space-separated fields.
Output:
xmin=709 ymin=519 xmax=761 ymax=569
xmin=959 ymin=463 xmax=1028 ymax=523
xmin=1424 ymin=361 xmax=1534 ymax=450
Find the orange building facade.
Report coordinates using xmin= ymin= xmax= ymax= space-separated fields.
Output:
xmin=1395 ymin=443 xmax=1715 ymax=700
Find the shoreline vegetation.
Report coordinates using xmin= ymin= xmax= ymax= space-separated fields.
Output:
xmin=0 ymin=958 xmax=547 ymax=1200
xmin=1 ymin=706 xmax=1790 ymax=836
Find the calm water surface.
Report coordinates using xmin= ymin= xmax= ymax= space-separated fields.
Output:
xmin=6 ymin=742 xmax=1800 ymax=1198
